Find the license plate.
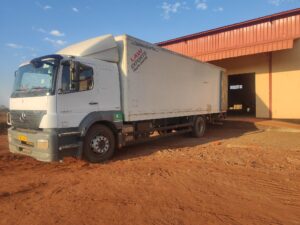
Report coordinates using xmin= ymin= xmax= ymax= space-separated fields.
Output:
xmin=18 ymin=135 xmax=28 ymax=142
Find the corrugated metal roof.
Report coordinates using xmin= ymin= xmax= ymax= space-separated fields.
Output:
xmin=157 ymin=8 xmax=300 ymax=61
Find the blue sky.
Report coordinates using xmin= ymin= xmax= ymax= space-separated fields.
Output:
xmin=0 ymin=0 xmax=300 ymax=106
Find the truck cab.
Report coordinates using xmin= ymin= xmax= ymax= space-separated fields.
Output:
xmin=8 ymin=53 xmax=122 ymax=162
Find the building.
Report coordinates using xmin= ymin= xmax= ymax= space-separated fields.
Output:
xmin=157 ymin=8 xmax=300 ymax=119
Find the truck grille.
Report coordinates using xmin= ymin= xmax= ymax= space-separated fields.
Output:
xmin=10 ymin=110 xmax=46 ymax=130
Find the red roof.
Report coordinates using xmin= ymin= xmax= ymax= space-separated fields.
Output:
xmin=157 ymin=8 xmax=300 ymax=61
xmin=157 ymin=8 xmax=300 ymax=46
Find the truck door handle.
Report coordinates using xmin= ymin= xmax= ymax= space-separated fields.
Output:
xmin=89 ymin=102 xmax=98 ymax=105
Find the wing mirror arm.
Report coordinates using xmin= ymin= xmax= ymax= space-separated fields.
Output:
xmin=57 ymin=88 xmax=64 ymax=95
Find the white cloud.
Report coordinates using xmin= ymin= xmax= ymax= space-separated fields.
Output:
xmin=268 ymin=0 xmax=297 ymax=6
xmin=72 ymin=7 xmax=79 ymax=12
xmin=269 ymin=0 xmax=278 ymax=5
xmin=38 ymin=28 xmax=46 ymax=33
xmin=195 ymin=0 xmax=207 ymax=10
xmin=6 ymin=43 xmax=37 ymax=53
xmin=33 ymin=27 xmax=65 ymax=37
xmin=32 ymin=27 xmax=46 ymax=33
xmin=36 ymin=2 xmax=52 ymax=10
xmin=213 ymin=6 xmax=224 ymax=12
xmin=43 ymin=5 xmax=52 ymax=10
xmin=6 ymin=43 xmax=23 ymax=49
xmin=44 ymin=37 xmax=67 ymax=47
xmin=50 ymin=30 xmax=65 ymax=37
xmin=27 ymin=47 xmax=36 ymax=52
xmin=55 ymin=40 xmax=66 ymax=45
xmin=160 ymin=2 xmax=188 ymax=19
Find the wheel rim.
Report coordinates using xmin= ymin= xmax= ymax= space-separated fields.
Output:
xmin=90 ymin=135 xmax=110 ymax=154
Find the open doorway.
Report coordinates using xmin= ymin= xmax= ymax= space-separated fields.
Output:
xmin=228 ymin=73 xmax=255 ymax=116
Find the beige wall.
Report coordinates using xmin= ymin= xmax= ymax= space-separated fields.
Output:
xmin=212 ymin=53 xmax=270 ymax=118
xmin=272 ymin=39 xmax=300 ymax=119
xmin=212 ymin=39 xmax=300 ymax=119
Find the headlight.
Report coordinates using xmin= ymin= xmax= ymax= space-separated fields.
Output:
xmin=37 ymin=140 xmax=49 ymax=150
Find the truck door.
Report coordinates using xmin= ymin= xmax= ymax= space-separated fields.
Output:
xmin=57 ymin=60 xmax=99 ymax=128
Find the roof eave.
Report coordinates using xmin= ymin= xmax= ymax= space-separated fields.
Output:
xmin=157 ymin=8 xmax=300 ymax=46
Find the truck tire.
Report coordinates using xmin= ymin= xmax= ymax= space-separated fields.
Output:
xmin=83 ymin=124 xmax=115 ymax=163
xmin=192 ymin=116 xmax=206 ymax=138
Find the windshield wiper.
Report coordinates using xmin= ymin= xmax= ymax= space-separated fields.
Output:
xmin=30 ymin=87 xmax=49 ymax=90
xmin=29 ymin=87 xmax=50 ymax=93
xmin=15 ymin=88 xmax=28 ymax=92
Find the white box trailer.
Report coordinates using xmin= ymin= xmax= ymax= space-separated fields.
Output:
xmin=8 ymin=34 xmax=227 ymax=163
xmin=115 ymin=35 xmax=226 ymax=121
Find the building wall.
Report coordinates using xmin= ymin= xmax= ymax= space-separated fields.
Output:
xmin=272 ymin=39 xmax=300 ymax=119
xmin=212 ymin=38 xmax=300 ymax=119
xmin=212 ymin=53 xmax=270 ymax=118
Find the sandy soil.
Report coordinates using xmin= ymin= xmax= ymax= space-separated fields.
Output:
xmin=0 ymin=120 xmax=300 ymax=225
xmin=0 ymin=112 xmax=8 ymax=134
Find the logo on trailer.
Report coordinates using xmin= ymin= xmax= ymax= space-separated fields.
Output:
xmin=130 ymin=48 xmax=148 ymax=72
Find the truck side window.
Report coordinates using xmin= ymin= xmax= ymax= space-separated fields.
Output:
xmin=61 ymin=64 xmax=71 ymax=92
xmin=78 ymin=64 xmax=94 ymax=91
xmin=61 ymin=62 xmax=94 ymax=92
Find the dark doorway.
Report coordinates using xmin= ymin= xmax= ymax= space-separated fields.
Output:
xmin=228 ymin=73 xmax=255 ymax=116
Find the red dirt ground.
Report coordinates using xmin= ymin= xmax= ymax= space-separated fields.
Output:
xmin=0 ymin=120 xmax=300 ymax=225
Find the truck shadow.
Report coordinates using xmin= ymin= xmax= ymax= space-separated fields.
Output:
xmin=113 ymin=119 xmax=261 ymax=161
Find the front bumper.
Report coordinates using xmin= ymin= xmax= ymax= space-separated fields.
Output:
xmin=8 ymin=127 xmax=59 ymax=162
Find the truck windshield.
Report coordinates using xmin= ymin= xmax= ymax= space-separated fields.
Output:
xmin=11 ymin=57 xmax=60 ymax=98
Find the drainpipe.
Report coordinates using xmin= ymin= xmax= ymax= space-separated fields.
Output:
xmin=268 ymin=52 xmax=273 ymax=119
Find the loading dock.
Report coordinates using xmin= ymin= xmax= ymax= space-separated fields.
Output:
xmin=158 ymin=8 xmax=300 ymax=119
xmin=228 ymin=74 xmax=255 ymax=116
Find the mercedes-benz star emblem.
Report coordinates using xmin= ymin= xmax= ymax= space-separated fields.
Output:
xmin=19 ymin=112 xmax=26 ymax=122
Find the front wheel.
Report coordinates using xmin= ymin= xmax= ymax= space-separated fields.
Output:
xmin=83 ymin=124 xmax=115 ymax=163
xmin=192 ymin=116 xmax=206 ymax=138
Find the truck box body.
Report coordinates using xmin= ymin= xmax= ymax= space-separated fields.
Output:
xmin=115 ymin=35 xmax=226 ymax=121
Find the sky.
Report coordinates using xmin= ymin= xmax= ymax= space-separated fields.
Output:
xmin=0 ymin=0 xmax=300 ymax=106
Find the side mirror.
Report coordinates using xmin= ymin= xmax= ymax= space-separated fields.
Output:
xmin=70 ymin=61 xmax=78 ymax=91
xmin=30 ymin=59 xmax=43 ymax=68
xmin=70 ymin=61 xmax=76 ymax=80
xmin=61 ymin=61 xmax=70 ymax=66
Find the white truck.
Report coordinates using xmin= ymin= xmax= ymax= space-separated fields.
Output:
xmin=7 ymin=34 xmax=227 ymax=162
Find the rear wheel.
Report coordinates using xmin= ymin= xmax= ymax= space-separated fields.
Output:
xmin=192 ymin=116 xmax=206 ymax=137
xmin=83 ymin=124 xmax=115 ymax=163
